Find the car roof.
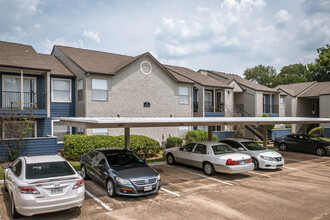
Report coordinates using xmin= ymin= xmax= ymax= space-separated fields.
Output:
xmin=220 ymin=138 xmax=253 ymax=143
xmin=24 ymin=154 xmax=65 ymax=164
xmin=95 ymin=148 xmax=131 ymax=154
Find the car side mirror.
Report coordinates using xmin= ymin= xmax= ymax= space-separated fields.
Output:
xmin=2 ymin=164 xmax=10 ymax=169
xmin=238 ymin=147 xmax=244 ymax=151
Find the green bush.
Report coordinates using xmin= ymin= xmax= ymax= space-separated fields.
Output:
xmin=166 ymin=137 xmax=183 ymax=148
xmin=262 ymin=113 xmax=275 ymax=130
xmin=308 ymin=127 xmax=324 ymax=137
xmin=63 ymin=134 xmax=160 ymax=161
xmin=185 ymin=130 xmax=218 ymax=142
xmin=285 ymin=125 xmax=292 ymax=129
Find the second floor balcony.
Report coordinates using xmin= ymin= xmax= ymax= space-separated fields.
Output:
xmin=204 ymin=101 xmax=224 ymax=113
xmin=263 ymin=104 xmax=279 ymax=115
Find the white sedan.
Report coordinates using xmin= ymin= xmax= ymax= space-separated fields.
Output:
xmin=164 ymin=141 xmax=254 ymax=175
xmin=2 ymin=155 xmax=85 ymax=218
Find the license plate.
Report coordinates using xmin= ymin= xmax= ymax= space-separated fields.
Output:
xmin=51 ymin=188 xmax=63 ymax=194
xmin=240 ymin=160 xmax=246 ymax=165
xmin=144 ymin=186 xmax=152 ymax=191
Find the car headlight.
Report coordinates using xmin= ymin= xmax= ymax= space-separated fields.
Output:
xmin=116 ymin=177 xmax=131 ymax=185
xmin=157 ymin=174 xmax=161 ymax=181
xmin=260 ymin=155 xmax=276 ymax=161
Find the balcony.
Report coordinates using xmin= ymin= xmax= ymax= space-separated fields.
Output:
xmin=263 ymin=104 xmax=279 ymax=117
xmin=204 ymin=101 xmax=224 ymax=117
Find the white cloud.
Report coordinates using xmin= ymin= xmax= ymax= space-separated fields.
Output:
xmin=42 ymin=37 xmax=84 ymax=53
xmin=275 ymin=10 xmax=291 ymax=27
xmin=302 ymin=0 xmax=330 ymax=15
xmin=83 ymin=30 xmax=101 ymax=44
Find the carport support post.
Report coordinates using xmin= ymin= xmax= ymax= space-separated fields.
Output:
xmin=125 ymin=127 xmax=130 ymax=150
xmin=263 ymin=125 xmax=267 ymax=149
xmin=208 ymin=126 xmax=213 ymax=141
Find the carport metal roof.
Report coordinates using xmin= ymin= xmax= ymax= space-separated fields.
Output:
xmin=59 ymin=117 xmax=330 ymax=149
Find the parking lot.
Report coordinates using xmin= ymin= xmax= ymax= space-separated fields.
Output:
xmin=1 ymin=151 xmax=330 ymax=220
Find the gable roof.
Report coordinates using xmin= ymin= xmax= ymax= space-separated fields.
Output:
xmin=165 ymin=65 xmax=232 ymax=88
xmin=299 ymin=81 xmax=330 ymax=97
xmin=39 ymin=54 xmax=74 ymax=76
xmin=274 ymin=81 xmax=317 ymax=97
xmin=204 ymin=70 xmax=277 ymax=92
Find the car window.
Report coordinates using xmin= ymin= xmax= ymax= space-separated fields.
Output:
xmin=241 ymin=142 xmax=265 ymax=150
xmin=221 ymin=140 xmax=239 ymax=149
xmin=88 ymin=151 xmax=99 ymax=159
xmin=106 ymin=152 xmax=144 ymax=166
xmin=212 ymin=144 xmax=235 ymax=155
xmin=26 ymin=161 xmax=75 ymax=179
xmin=182 ymin=143 xmax=196 ymax=152
xmin=11 ymin=159 xmax=22 ymax=177
xmin=193 ymin=144 xmax=207 ymax=154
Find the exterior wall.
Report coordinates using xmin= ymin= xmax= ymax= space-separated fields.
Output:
xmin=255 ymin=91 xmax=264 ymax=116
xmin=279 ymin=95 xmax=286 ymax=117
xmin=224 ymin=88 xmax=234 ymax=116
xmin=234 ymin=86 xmax=256 ymax=116
xmin=228 ymin=81 xmax=243 ymax=93
xmin=271 ymin=129 xmax=291 ymax=141
xmin=194 ymin=84 xmax=204 ymax=117
xmin=324 ymin=127 xmax=330 ymax=137
xmin=320 ymin=95 xmax=330 ymax=128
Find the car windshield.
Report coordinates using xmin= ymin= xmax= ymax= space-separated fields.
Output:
xmin=26 ymin=161 xmax=75 ymax=179
xmin=106 ymin=152 xmax=144 ymax=166
xmin=241 ymin=142 xmax=265 ymax=151
xmin=212 ymin=144 xmax=235 ymax=155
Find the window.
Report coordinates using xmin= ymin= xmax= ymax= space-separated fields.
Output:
xmin=52 ymin=79 xmax=71 ymax=102
xmin=3 ymin=121 xmax=36 ymax=139
xmin=77 ymin=127 xmax=85 ymax=135
xmin=77 ymin=80 xmax=83 ymax=101
xmin=25 ymin=161 xmax=75 ymax=179
xmin=52 ymin=120 xmax=71 ymax=142
xmin=280 ymin=97 xmax=284 ymax=110
xmin=179 ymin=87 xmax=189 ymax=104
xmin=92 ymin=128 xmax=108 ymax=135
xmin=193 ymin=144 xmax=207 ymax=154
xmin=178 ymin=126 xmax=189 ymax=137
xmin=11 ymin=159 xmax=22 ymax=177
xmin=181 ymin=143 xmax=196 ymax=152
xmin=92 ymin=79 xmax=108 ymax=101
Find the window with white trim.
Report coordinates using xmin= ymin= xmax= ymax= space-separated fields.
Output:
xmin=3 ymin=121 xmax=36 ymax=139
xmin=52 ymin=120 xmax=71 ymax=142
xmin=92 ymin=79 xmax=108 ymax=101
xmin=179 ymin=87 xmax=189 ymax=104
xmin=92 ymin=128 xmax=108 ymax=135
xmin=77 ymin=80 xmax=83 ymax=101
xmin=280 ymin=97 xmax=284 ymax=110
xmin=52 ymin=79 xmax=71 ymax=102
xmin=178 ymin=126 xmax=189 ymax=138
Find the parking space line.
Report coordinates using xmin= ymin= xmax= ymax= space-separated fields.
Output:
xmin=176 ymin=168 xmax=233 ymax=186
xmin=283 ymin=166 xmax=301 ymax=171
xmin=85 ymin=190 xmax=112 ymax=211
xmin=285 ymin=158 xmax=326 ymax=166
xmin=161 ymin=187 xmax=180 ymax=197
xmin=248 ymin=171 xmax=271 ymax=178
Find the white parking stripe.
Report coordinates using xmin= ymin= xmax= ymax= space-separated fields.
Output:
xmin=248 ymin=171 xmax=271 ymax=178
xmin=283 ymin=166 xmax=301 ymax=171
xmin=85 ymin=190 xmax=112 ymax=211
xmin=161 ymin=187 xmax=180 ymax=197
xmin=285 ymin=158 xmax=326 ymax=166
xmin=177 ymin=168 xmax=233 ymax=186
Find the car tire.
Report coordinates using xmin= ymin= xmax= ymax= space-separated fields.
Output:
xmin=252 ymin=158 xmax=259 ymax=170
xmin=315 ymin=147 xmax=326 ymax=156
xmin=166 ymin=154 xmax=175 ymax=165
xmin=203 ymin=162 xmax=215 ymax=176
xmin=11 ymin=195 xmax=20 ymax=218
xmin=81 ymin=166 xmax=90 ymax=180
xmin=279 ymin=143 xmax=287 ymax=151
xmin=106 ymin=179 xmax=117 ymax=198
xmin=3 ymin=175 xmax=8 ymax=192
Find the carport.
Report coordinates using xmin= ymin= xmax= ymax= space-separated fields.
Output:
xmin=59 ymin=117 xmax=330 ymax=149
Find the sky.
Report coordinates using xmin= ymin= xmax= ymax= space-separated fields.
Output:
xmin=0 ymin=0 xmax=329 ymax=76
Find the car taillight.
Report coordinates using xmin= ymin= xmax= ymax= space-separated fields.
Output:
xmin=246 ymin=158 xmax=252 ymax=163
xmin=226 ymin=158 xmax=240 ymax=165
xmin=72 ymin=180 xmax=84 ymax=189
xmin=19 ymin=187 xmax=40 ymax=194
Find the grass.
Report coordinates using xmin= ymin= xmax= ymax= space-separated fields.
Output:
xmin=146 ymin=157 xmax=165 ymax=163
xmin=0 ymin=166 xmax=3 ymax=180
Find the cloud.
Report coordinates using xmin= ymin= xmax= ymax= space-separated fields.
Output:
xmin=42 ymin=37 xmax=84 ymax=53
xmin=302 ymin=0 xmax=330 ymax=15
xmin=275 ymin=10 xmax=291 ymax=27
xmin=83 ymin=30 xmax=101 ymax=44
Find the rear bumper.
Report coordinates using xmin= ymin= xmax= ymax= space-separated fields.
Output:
xmin=15 ymin=187 xmax=85 ymax=216
xmin=214 ymin=163 xmax=254 ymax=174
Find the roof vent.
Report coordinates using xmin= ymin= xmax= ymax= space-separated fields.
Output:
xmin=140 ymin=61 xmax=152 ymax=75
xmin=25 ymin=50 xmax=29 ymax=53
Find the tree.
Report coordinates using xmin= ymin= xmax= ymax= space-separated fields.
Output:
xmin=243 ymin=65 xmax=277 ymax=87
xmin=274 ymin=64 xmax=309 ymax=86
xmin=308 ymin=44 xmax=330 ymax=82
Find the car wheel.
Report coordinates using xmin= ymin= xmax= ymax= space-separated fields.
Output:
xmin=11 ymin=195 xmax=20 ymax=218
xmin=279 ymin=143 xmax=287 ymax=151
xmin=315 ymin=147 xmax=326 ymax=156
xmin=203 ymin=162 xmax=215 ymax=176
xmin=166 ymin=154 xmax=175 ymax=165
xmin=252 ymin=158 xmax=259 ymax=170
xmin=106 ymin=179 xmax=117 ymax=197
xmin=81 ymin=166 xmax=90 ymax=180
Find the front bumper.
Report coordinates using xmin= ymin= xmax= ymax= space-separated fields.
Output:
xmin=115 ymin=180 xmax=161 ymax=196
xmin=214 ymin=163 xmax=254 ymax=174
xmin=259 ymin=158 xmax=285 ymax=169
xmin=15 ymin=187 xmax=85 ymax=216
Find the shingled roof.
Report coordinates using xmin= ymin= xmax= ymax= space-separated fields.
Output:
xmin=274 ymin=81 xmax=317 ymax=97
xmin=39 ymin=54 xmax=74 ymax=76
xmin=205 ymin=70 xmax=277 ymax=92
xmin=299 ymin=81 xmax=330 ymax=97
xmin=165 ymin=65 xmax=232 ymax=88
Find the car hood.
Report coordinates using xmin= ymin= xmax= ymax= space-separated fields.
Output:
xmin=111 ymin=164 xmax=158 ymax=179
xmin=257 ymin=150 xmax=282 ymax=157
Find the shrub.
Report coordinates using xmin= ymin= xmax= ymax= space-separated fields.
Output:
xmin=308 ymin=127 xmax=324 ymax=137
xmin=262 ymin=113 xmax=275 ymax=130
xmin=285 ymin=125 xmax=292 ymax=129
xmin=166 ymin=137 xmax=183 ymax=148
xmin=63 ymin=134 xmax=160 ymax=161
xmin=185 ymin=130 xmax=218 ymax=142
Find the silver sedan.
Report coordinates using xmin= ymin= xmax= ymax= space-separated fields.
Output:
xmin=163 ymin=141 xmax=254 ymax=175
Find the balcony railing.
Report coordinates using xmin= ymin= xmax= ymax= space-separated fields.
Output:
xmin=204 ymin=101 xmax=224 ymax=113
xmin=2 ymin=91 xmax=46 ymax=109
xmin=263 ymin=104 xmax=279 ymax=114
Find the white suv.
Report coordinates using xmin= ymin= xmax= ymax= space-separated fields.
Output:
xmin=2 ymin=155 xmax=85 ymax=218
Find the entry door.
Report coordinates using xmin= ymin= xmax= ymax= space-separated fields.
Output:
xmin=216 ymin=92 xmax=222 ymax=112
xmin=204 ymin=91 xmax=212 ymax=112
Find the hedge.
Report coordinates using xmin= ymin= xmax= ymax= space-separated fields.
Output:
xmin=63 ymin=134 xmax=160 ymax=161
xmin=166 ymin=137 xmax=183 ymax=148
xmin=308 ymin=127 xmax=324 ymax=137
xmin=185 ymin=130 xmax=218 ymax=142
